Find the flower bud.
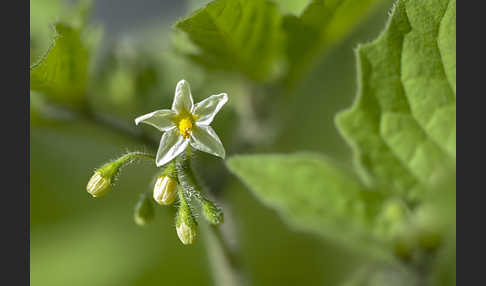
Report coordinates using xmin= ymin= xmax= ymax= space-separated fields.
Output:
xmin=86 ymin=170 xmax=111 ymax=197
xmin=153 ymin=175 xmax=178 ymax=205
xmin=176 ymin=217 xmax=197 ymax=245
xmin=86 ymin=157 xmax=126 ymax=197
xmin=201 ymin=199 xmax=224 ymax=225
xmin=134 ymin=193 xmax=155 ymax=226
xmin=176 ymin=201 xmax=197 ymax=245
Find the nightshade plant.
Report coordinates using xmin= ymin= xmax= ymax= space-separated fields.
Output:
xmin=30 ymin=0 xmax=455 ymax=285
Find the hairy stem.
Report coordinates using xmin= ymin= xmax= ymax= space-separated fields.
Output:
xmin=120 ymin=151 xmax=156 ymax=161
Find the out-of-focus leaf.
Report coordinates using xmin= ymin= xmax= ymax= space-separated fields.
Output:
xmin=188 ymin=0 xmax=310 ymax=15
xmin=336 ymin=0 xmax=456 ymax=200
xmin=30 ymin=22 xmax=91 ymax=108
xmin=340 ymin=263 xmax=419 ymax=286
xmin=174 ymin=0 xmax=284 ymax=82
xmin=273 ymin=0 xmax=310 ymax=14
xmin=387 ymin=169 xmax=455 ymax=267
xmin=227 ymin=153 xmax=402 ymax=260
xmin=30 ymin=91 xmax=51 ymax=126
xmin=89 ymin=41 xmax=162 ymax=120
xmin=30 ymin=0 xmax=62 ymax=63
xmin=283 ymin=0 xmax=387 ymax=88
xmin=30 ymin=91 xmax=75 ymax=127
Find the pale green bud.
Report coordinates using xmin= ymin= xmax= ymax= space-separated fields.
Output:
xmin=176 ymin=220 xmax=197 ymax=245
xmin=153 ymin=175 xmax=178 ymax=205
xmin=176 ymin=201 xmax=197 ymax=245
xmin=86 ymin=157 xmax=126 ymax=197
xmin=86 ymin=171 xmax=111 ymax=197
xmin=134 ymin=193 xmax=155 ymax=226
xmin=201 ymin=199 xmax=224 ymax=225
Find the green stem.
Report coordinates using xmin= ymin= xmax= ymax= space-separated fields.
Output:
xmin=201 ymin=222 xmax=244 ymax=286
xmin=82 ymin=109 xmax=158 ymax=147
xmin=120 ymin=151 xmax=156 ymax=161
xmin=98 ymin=151 xmax=155 ymax=180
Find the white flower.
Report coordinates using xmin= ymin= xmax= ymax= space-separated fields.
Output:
xmin=135 ymin=79 xmax=228 ymax=166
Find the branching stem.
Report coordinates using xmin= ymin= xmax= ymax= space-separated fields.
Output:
xmin=176 ymin=147 xmax=244 ymax=286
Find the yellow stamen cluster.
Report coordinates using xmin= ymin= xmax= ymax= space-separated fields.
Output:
xmin=178 ymin=118 xmax=193 ymax=139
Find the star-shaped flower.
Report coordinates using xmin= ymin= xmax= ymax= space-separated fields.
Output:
xmin=135 ymin=80 xmax=228 ymax=167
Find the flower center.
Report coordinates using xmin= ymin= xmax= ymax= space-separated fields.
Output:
xmin=178 ymin=118 xmax=193 ymax=139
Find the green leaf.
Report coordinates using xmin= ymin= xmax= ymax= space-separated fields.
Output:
xmin=227 ymin=153 xmax=400 ymax=260
xmin=30 ymin=22 xmax=90 ymax=108
xmin=89 ymin=42 xmax=161 ymax=119
xmin=174 ymin=0 xmax=284 ymax=82
xmin=283 ymin=0 xmax=387 ymax=88
xmin=273 ymin=0 xmax=309 ymax=15
xmin=336 ymin=0 xmax=456 ymax=200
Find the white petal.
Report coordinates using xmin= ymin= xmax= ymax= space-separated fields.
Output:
xmin=156 ymin=128 xmax=189 ymax=167
xmin=134 ymin=110 xmax=176 ymax=131
xmin=193 ymin=93 xmax=228 ymax=125
xmin=190 ymin=125 xmax=225 ymax=159
xmin=172 ymin=79 xmax=194 ymax=113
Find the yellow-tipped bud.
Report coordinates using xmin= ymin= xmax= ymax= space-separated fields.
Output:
xmin=86 ymin=171 xmax=111 ymax=197
xmin=153 ymin=175 xmax=178 ymax=205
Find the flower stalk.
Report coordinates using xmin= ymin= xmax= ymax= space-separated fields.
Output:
xmin=176 ymin=147 xmax=242 ymax=286
xmin=87 ymin=151 xmax=155 ymax=197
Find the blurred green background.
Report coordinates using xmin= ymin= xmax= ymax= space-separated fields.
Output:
xmin=30 ymin=0 xmax=399 ymax=285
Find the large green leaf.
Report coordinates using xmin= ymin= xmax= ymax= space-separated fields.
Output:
xmin=336 ymin=0 xmax=456 ymax=200
xmin=273 ymin=0 xmax=310 ymax=14
xmin=227 ymin=153 xmax=403 ymax=259
xmin=174 ymin=0 xmax=284 ymax=82
xmin=30 ymin=22 xmax=90 ymax=108
xmin=283 ymin=0 xmax=387 ymax=88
